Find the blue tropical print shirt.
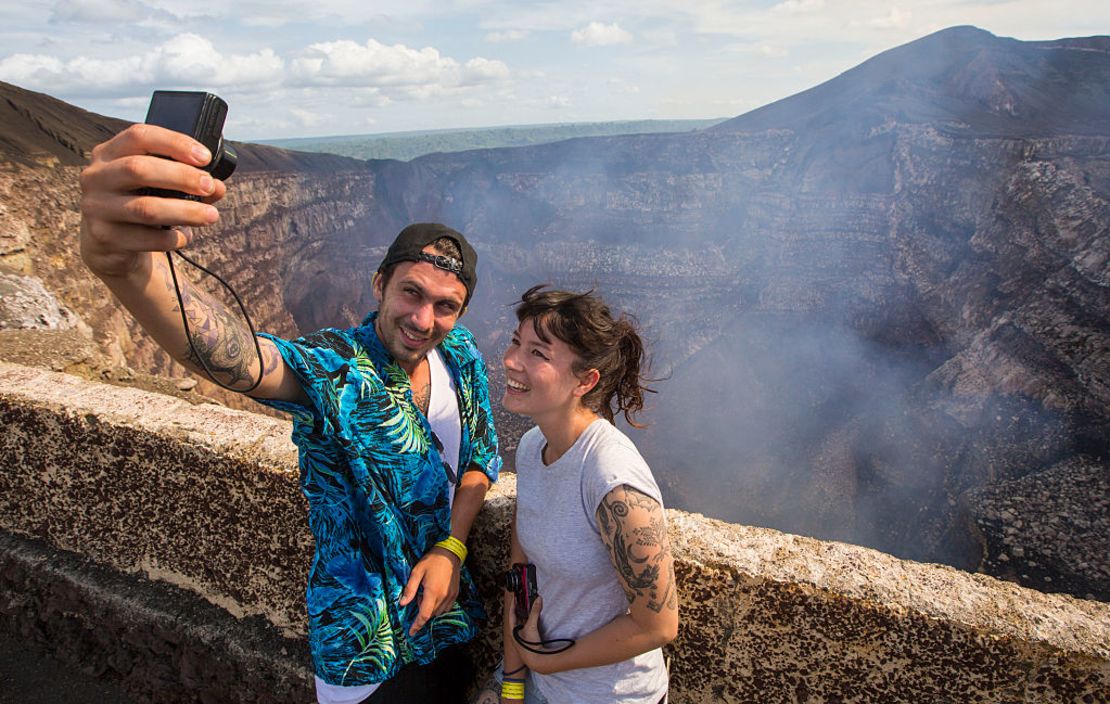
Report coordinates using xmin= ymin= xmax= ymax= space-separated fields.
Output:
xmin=256 ymin=311 xmax=500 ymax=686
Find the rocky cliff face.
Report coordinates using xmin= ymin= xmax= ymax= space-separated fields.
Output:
xmin=0 ymin=27 xmax=1107 ymax=600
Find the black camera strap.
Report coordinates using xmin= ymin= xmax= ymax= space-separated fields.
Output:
xmin=165 ymin=250 xmax=264 ymax=394
xmin=511 ymin=624 xmax=575 ymax=655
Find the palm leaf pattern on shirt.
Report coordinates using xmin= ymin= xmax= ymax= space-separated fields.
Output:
xmin=254 ymin=318 xmax=499 ymax=686
xmin=351 ymin=342 xmax=383 ymax=400
xmin=341 ymin=596 xmax=396 ymax=684
xmin=379 ymin=361 xmax=429 ymax=455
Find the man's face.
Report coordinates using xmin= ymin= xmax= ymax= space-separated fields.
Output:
xmin=373 ymin=249 xmax=467 ymax=374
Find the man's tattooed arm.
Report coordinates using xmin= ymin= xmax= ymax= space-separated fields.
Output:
xmin=156 ymin=255 xmax=272 ymax=389
xmin=597 ymin=485 xmax=679 ymax=615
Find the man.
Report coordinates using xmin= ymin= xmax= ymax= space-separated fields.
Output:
xmin=79 ymin=124 xmax=500 ymax=703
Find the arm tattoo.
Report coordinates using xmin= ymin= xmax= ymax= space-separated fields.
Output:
xmin=597 ymin=485 xmax=677 ymax=614
xmin=157 ymin=257 xmax=260 ymax=387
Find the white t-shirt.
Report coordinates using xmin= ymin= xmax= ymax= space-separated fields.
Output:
xmin=515 ymin=419 xmax=669 ymax=704
xmin=316 ymin=348 xmax=462 ymax=704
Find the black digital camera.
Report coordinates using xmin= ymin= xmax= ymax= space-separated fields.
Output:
xmin=504 ymin=563 xmax=538 ymax=622
xmin=143 ymin=90 xmax=237 ymax=199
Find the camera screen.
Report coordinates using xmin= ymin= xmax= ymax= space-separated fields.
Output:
xmin=145 ymin=92 xmax=205 ymax=138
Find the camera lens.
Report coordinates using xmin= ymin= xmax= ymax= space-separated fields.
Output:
xmin=209 ymin=140 xmax=237 ymax=181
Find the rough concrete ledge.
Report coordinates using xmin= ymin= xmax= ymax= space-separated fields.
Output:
xmin=2 ymin=361 xmax=1109 ymax=703
xmin=0 ymin=362 xmax=312 ymax=635
xmin=0 ymin=530 xmax=313 ymax=703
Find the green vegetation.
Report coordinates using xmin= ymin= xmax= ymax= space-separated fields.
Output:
xmin=257 ymin=119 xmax=727 ymax=162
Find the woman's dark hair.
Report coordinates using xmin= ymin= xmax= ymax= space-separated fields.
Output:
xmin=514 ymin=285 xmax=655 ymax=427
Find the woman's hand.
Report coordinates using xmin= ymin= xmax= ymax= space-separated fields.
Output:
xmin=507 ymin=593 xmax=549 ymax=672
xmin=517 ymin=595 xmax=544 ymax=648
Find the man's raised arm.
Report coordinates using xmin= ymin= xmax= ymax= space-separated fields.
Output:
xmin=79 ymin=123 xmax=306 ymax=405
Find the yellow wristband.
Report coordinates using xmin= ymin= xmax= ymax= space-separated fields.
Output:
xmin=435 ymin=536 xmax=467 ymax=564
xmin=501 ymin=682 xmax=525 ymax=699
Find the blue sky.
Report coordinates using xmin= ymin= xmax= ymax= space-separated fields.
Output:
xmin=1 ymin=0 xmax=1107 ymax=140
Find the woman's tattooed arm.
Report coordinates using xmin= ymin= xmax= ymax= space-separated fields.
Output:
xmin=597 ymin=485 xmax=678 ymax=614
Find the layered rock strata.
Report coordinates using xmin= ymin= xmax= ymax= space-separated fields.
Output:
xmin=967 ymin=455 xmax=1110 ymax=601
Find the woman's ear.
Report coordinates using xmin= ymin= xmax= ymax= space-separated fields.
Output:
xmin=574 ymin=368 xmax=601 ymax=398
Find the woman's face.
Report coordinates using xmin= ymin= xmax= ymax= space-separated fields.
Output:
xmin=502 ymin=317 xmax=589 ymax=421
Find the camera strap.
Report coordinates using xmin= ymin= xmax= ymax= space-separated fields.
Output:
xmin=165 ymin=250 xmax=264 ymax=394
xmin=511 ymin=624 xmax=575 ymax=655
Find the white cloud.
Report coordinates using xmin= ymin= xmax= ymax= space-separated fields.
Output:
xmin=49 ymin=0 xmax=164 ymax=24
xmin=607 ymin=77 xmax=640 ymax=95
xmin=724 ymin=41 xmax=790 ymax=58
xmin=150 ymin=34 xmax=283 ymax=86
xmin=571 ymin=22 xmax=632 ymax=47
xmin=852 ymin=7 xmax=913 ymax=30
xmin=290 ymin=39 xmax=455 ymax=87
xmin=284 ymin=39 xmax=511 ymax=111
xmin=290 ymin=107 xmax=328 ymax=127
xmin=0 ymin=33 xmax=282 ymax=96
xmin=347 ymin=89 xmax=393 ymax=108
xmin=5 ymin=0 xmax=1110 ymax=138
xmin=289 ymin=38 xmax=508 ymax=96
xmin=771 ymin=0 xmax=825 ymax=14
xmin=240 ymin=15 xmax=293 ymax=28
xmin=485 ymin=29 xmax=529 ymax=43
xmin=462 ymin=56 xmax=510 ymax=84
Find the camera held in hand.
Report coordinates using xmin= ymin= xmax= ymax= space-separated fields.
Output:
xmin=142 ymin=90 xmax=237 ymax=199
xmin=504 ymin=563 xmax=538 ymax=622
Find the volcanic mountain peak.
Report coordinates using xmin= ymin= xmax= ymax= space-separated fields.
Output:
xmin=714 ymin=25 xmax=1110 ymax=137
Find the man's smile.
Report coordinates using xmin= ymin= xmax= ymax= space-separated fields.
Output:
xmin=399 ymin=325 xmax=431 ymax=346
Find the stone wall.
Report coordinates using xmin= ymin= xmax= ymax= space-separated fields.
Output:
xmin=1 ymin=361 xmax=1108 ymax=703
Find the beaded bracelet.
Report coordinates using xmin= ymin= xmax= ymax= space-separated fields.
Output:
xmin=434 ymin=535 xmax=467 ymax=564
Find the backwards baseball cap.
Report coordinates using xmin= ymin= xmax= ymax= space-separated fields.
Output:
xmin=377 ymin=223 xmax=478 ymax=304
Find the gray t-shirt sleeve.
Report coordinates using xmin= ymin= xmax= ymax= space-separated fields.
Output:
xmin=580 ymin=428 xmax=664 ymax=533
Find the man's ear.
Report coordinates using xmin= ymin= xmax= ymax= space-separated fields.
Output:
xmin=371 ymin=271 xmax=383 ymax=303
xmin=574 ymin=368 xmax=601 ymax=398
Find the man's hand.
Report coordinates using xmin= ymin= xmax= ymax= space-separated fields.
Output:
xmin=399 ymin=545 xmax=461 ymax=636
xmin=79 ymin=123 xmax=226 ymax=279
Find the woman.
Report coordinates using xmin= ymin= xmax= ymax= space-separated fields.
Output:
xmin=478 ymin=286 xmax=679 ymax=704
